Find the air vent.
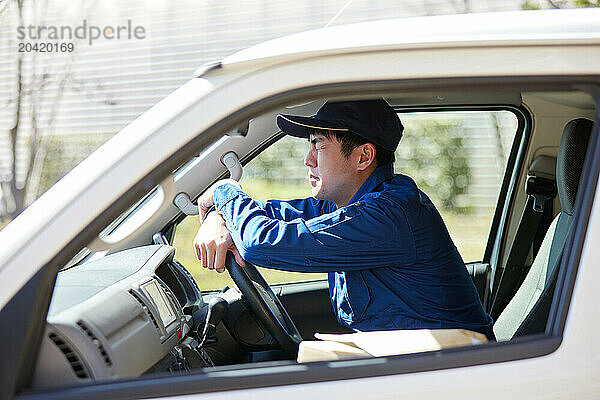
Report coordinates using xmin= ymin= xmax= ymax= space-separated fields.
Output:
xmin=129 ymin=289 xmax=160 ymax=332
xmin=157 ymin=279 xmax=182 ymax=315
xmin=172 ymin=261 xmax=200 ymax=293
xmin=48 ymin=332 xmax=89 ymax=379
xmin=77 ymin=321 xmax=112 ymax=367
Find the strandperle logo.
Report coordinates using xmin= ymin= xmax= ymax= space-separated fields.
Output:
xmin=17 ymin=20 xmax=146 ymax=45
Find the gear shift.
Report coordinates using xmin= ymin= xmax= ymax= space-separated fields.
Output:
xmin=193 ymin=296 xmax=228 ymax=368
xmin=199 ymin=296 xmax=228 ymax=347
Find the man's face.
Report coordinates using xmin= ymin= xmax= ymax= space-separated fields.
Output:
xmin=304 ymin=133 xmax=356 ymax=206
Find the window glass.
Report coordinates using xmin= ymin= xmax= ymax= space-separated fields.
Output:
xmin=173 ymin=110 xmax=518 ymax=291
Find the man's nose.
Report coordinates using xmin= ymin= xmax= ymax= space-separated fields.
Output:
xmin=304 ymin=149 xmax=316 ymax=167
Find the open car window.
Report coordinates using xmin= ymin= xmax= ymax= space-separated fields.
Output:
xmin=171 ymin=109 xmax=519 ymax=292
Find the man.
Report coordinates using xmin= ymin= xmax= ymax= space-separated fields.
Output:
xmin=193 ymin=99 xmax=494 ymax=339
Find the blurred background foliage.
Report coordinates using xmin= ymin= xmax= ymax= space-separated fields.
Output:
xmin=33 ymin=133 xmax=114 ymax=198
xmin=396 ymin=120 xmax=470 ymax=212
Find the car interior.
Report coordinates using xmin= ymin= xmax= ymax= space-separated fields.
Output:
xmin=27 ymin=85 xmax=597 ymax=393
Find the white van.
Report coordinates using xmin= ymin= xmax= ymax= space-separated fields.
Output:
xmin=1 ymin=8 xmax=599 ymax=400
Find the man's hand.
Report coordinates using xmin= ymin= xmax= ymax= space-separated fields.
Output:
xmin=193 ymin=211 xmax=246 ymax=273
xmin=198 ymin=179 xmax=242 ymax=221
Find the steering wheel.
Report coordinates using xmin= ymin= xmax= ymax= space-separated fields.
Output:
xmin=225 ymin=253 xmax=302 ymax=358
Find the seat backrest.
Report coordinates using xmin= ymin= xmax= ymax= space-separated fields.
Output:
xmin=494 ymin=118 xmax=593 ymax=341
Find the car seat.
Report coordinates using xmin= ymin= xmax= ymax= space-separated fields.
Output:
xmin=493 ymin=118 xmax=593 ymax=341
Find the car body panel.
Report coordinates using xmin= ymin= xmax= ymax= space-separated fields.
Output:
xmin=222 ymin=9 xmax=600 ymax=69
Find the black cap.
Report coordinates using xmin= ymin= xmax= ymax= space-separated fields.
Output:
xmin=276 ymin=99 xmax=403 ymax=152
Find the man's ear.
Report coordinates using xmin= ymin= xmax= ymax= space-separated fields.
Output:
xmin=356 ymin=143 xmax=376 ymax=171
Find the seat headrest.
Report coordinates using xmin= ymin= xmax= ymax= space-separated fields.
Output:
xmin=557 ymin=118 xmax=594 ymax=216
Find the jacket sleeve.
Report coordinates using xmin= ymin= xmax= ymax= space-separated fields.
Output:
xmin=257 ymin=197 xmax=335 ymax=221
xmin=214 ymin=183 xmax=416 ymax=273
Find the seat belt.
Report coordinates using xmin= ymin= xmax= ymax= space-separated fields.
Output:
xmin=489 ymin=157 xmax=557 ymax=319
xmin=527 ymin=174 xmax=556 ymax=260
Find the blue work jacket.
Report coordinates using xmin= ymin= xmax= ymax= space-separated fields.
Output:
xmin=214 ymin=164 xmax=494 ymax=339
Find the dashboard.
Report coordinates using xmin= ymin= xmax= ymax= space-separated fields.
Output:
xmin=32 ymin=245 xmax=205 ymax=388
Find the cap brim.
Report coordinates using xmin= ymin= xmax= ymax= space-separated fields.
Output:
xmin=276 ymin=114 xmax=349 ymax=138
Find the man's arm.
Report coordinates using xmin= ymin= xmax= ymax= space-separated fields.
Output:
xmin=193 ymin=179 xmax=245 ymax=273
xmin=193 ymin=211 xmax=246 ymax=273
xmin=192 ymin=179 xmax=331 ymax=272
xmin=197 ymin=178 xmax=241 ymax=221
xmin=259 ymin=198 xmax=335 ymax=221
xmin=214 ymin=183 xmax=416 ymax=273
xmin=197 ymin=179 xmax=332 ymax=221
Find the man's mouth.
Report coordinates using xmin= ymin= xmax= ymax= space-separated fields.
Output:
xmin=309 ymin=173 xmax=320 ymax=186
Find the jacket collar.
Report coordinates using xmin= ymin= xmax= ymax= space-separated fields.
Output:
xmin=347 ymin=164 xmax=394 ymax=205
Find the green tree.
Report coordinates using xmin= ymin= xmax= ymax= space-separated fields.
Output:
xmin=521 ymin=0 xmax=599 ymax=9
xmin=395 ymin=120 xmax=471 ymax=212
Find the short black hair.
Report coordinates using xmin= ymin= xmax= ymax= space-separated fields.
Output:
xmin=317 ymin=130 xmax=395 ymax=166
